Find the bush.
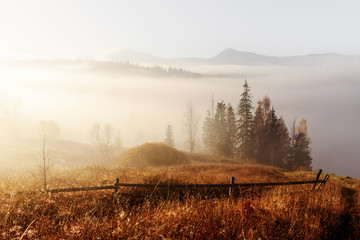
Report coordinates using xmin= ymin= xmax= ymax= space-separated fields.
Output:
xmin=120 ymin=142 xmax=190 ymax=167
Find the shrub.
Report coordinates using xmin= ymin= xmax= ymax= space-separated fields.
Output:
xmin=120 ymin=142 xmax=190 ymax=167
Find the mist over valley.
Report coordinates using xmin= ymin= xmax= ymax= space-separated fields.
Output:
xmin=1 ymin=49 xmax=359 ymax=178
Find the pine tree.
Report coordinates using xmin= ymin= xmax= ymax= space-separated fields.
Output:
xmin=214 ymin=101 xmax=227 ymax=156
xmin=236 ymin=80 xmax=254 ymax=159
xmin=252 ymin=97 xmax=290 ymax=167
xmin=266 ymin=107 xmax=280 ymax=166
xmin=164 ymin=125 xmax=175 ymax=147
xmin=291 ymin=118 xmax=312 ymax=170
xmin=225 ymin=103 xmax=237 ymax=157
xmin=202 ymin=110 xmax=216 ymax=154
xmin=277 ymin=117 xmax=291 ymax=167
xmin=253 ymin=100 xmax=265 ymax=163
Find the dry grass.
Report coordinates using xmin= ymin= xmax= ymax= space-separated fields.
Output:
xmin=0 ymin=163 xmax=359 ymax=239
xmin=120 ymin=142 xmax=190 ymax=167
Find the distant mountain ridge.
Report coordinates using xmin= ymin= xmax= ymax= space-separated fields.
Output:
xmin=110 ymin=48 xmax=360 ymax=66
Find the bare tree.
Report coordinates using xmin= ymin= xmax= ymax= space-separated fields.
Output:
xmin=182 ymin=103 xmax=199 ymax=153
xmin=37 ymin=135 xmax=53 ymax=191
xmin=88 ymin=123 xmax=122 ymax=162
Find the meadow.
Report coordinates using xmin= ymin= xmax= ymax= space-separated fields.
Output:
xmin=0 ymin=158 xmax=359 ymax=239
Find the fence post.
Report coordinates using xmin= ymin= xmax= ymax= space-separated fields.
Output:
xmin=317 ymin=174 xmax=330 ymax=190
xmin=114 ymin=178 xmax=119 ymax=193
xmin=313 ymin=169 xmax=322 ymax=190
xmin=323 ymin=174 xmax=330 ymax=186
xmin=229 ymin=177 xmax=235 ymax=196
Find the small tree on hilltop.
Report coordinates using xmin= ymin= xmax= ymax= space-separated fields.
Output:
xmin=37 ymin=135 xmax=53 ymax=191
xmin=164 ymin=124 xmax=175 ymax=147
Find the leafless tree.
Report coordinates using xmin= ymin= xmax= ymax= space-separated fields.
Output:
xmin=182 ymin=103 xmax=199 ymax=153
xmin=88 ymin=123 xmax=122 ymax=162
xmin=37 ymin=135 xmax=53 ymax=191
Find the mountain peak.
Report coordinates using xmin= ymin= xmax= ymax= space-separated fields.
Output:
xmin=211 ymin=48 xmax=277 ymax=65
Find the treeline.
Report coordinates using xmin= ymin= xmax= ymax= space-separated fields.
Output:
xmin=202 ymin=80 xmax=312 ymax=170
xmin=89 ymin=60 xmax=201 ymax=78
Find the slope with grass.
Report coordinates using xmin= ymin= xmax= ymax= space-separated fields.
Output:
xmin=0 ymin=153 xmax=359 ymax=239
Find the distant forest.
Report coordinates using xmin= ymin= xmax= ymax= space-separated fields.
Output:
xmin=85 ymin=60 xmax=202 ymax=78
xmin=3 ymin=59 xmax=202 ymax=78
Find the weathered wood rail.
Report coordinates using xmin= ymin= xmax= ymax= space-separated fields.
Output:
xmin=46 ymin=169 xmax=330 ymax=195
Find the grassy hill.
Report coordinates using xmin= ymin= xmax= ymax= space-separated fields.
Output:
xmin=0 ymin=138 xmax=98 ymax=170
xmin=0 ymin=153 xmax=359 ymax=239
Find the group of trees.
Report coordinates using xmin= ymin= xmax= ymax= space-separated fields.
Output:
xmin=202 ymin=101 xmax=237 ymax=157
xmin=202 ymin=80 xmax=312 ymax=170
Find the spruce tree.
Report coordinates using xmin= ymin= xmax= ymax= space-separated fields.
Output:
xmin=202 ymin=110 xmax=215 ymax=154
xmin=214 ymin=101 xmax=227 ymax=156
xmin=253 ymin=100 xmax=265 ymax=163
xmin=266 ymin=107 xmax=280 ymax=166
xmin=225 ymin=103 xmax=237 ymax=157
xmin=236 ymin=80 xmax=254 ymax=159
xmin=277 ymin=117 xmax=291 ymax=167
xmin=164 ymin=125 xmax=175 ymax=147
xmin=291 ymin=118 xmax=312 ymax=170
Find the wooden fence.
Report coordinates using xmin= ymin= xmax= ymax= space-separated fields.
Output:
xmin=46 ymin=169 xmax=330 ymax=196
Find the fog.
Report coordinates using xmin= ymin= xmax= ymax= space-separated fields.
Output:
xmin=0 ymin=60 xmax=359 ymax=178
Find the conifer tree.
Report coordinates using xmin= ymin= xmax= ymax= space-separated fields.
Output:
xmin=202 ymin=110 xmax=216 ymax=154
xmin=236 ymin=80 xmax=254 ymax=159
xmin=277 ymin=117 xmax=291 ymax=167
xmin=291 ymin=118 xmax=312 ymax=170
xmin=214 ymin=101 xmax=228 ymax=156
xmin=266 ymin=107 xmax=280 ymax=166
xmin=164 ymin=124 xmax=175 ymax=147
xmin=253 ymin=97 xmax=291 ymax=167
xmin=225 ymin=103 xmax=237 ymax=157
xmin=253 ymin=99 xmax=267 ymax=164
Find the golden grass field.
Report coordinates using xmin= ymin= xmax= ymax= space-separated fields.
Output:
xmin=0 ymin=154 xmax=359 ymax=239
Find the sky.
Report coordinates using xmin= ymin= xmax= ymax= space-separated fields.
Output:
xmin=0 ymin=0 xmax=360 ymax=59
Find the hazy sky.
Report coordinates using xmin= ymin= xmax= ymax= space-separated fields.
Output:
xmin=1 ymin=0 xmax=359 ymax=59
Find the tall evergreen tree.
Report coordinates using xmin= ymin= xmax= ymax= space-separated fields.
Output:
xmin=202 ymin=110 xmax=216 ymax=154
xmin=266 ymin=107 xmax=280 ymax=166
xmin=277 ymin=117 xmax=291 ymax=167
xmin=225 ymin=103 xmax=237 ymax=157
xmin=164 ymin=124 xmax=175 ymax=147
xmin=252 ymin=97 xmax=291 ymax=167
xmin=236 ymin=80 xmax=254 ymax=159
xmin=214 ymin=101 xmax=227 ymax=156
xmin=291 ymin=118 xmax=312 ymax=170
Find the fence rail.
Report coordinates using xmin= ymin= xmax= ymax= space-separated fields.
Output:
xmin=46 ymin=169 xmax=330 ymax=195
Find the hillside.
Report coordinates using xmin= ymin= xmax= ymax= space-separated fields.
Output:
xmin=0 ymin=154 xmax=359 ymax=239
xmin=0 ymin=138 xmax=98 ymax=169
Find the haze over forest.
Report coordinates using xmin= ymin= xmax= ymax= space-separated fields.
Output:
xmin=1 ymin=1 xmax=360 ymax=179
